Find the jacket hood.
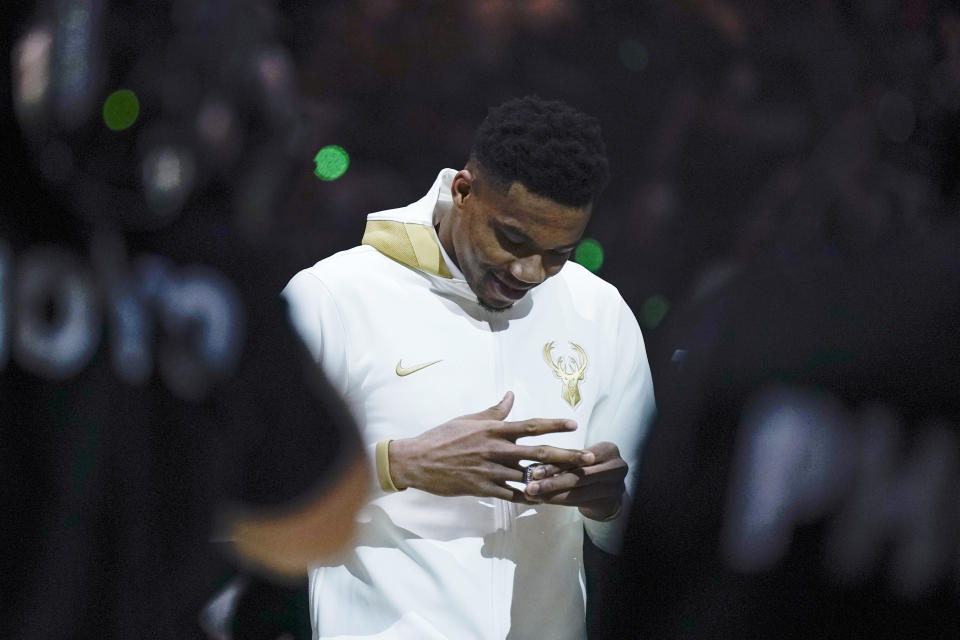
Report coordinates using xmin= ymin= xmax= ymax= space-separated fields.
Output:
xmin=361 ymin=168 xmax=482 ymax=304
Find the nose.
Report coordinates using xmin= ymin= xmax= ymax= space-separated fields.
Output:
xmin=509 ymin=254 xmax=546 ymax=285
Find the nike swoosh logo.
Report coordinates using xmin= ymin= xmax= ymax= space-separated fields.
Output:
xmin=395 ymin=359 xmax=442 ymax=377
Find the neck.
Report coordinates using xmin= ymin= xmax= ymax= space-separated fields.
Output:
xmin=435 ymin=213 xmax=459 ymax=270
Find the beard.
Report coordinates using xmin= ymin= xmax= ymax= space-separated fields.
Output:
xmin=478 ymin=298 xmax=510 ymax=313
xmin=467 ymin=269 xmax=513 ymax=313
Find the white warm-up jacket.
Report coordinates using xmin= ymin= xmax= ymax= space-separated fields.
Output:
xmin=282 ymin=169 xmax=656 ymax=640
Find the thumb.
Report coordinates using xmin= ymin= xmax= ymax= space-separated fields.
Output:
xmin=479 ymin=391 xmax=514 ymax=420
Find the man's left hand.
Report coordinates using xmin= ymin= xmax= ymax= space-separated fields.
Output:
xmin=522 ymin=441 xmax=627 ymax=521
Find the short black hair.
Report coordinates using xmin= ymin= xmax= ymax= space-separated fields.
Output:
xmin=469 ymin=95 xmax=610 ymax=207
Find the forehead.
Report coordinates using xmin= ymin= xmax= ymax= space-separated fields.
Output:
xmin=477 ymin=180 xmax=591 ymax=243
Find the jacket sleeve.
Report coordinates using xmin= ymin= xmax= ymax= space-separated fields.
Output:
xmin=581 ymin=296 xmax=656 ymax=553
xmin=281 ymin=269 xmax=351 ymax=398
xmin=281 ymin=269 xmax=393 ymax=499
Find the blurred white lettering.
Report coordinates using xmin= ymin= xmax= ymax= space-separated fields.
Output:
xmin=14 ymin=245 xmax=100 ymax=379
xmin=0 ymin=238 xmax=244 ymax=401
xmin=723 ymin=386 xmax=960 ymax=598
xmin=722 ymin=387 xmax=853 ymax=572
xmin=827 ymin=407 xmax=959 ymax=599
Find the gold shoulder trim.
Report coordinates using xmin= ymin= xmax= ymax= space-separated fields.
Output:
xmin=362 ymin=220 xmax=452 ymax=278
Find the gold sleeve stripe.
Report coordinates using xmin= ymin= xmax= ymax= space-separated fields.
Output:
xmin=362 ymin=220 xmax=452 ymax=278
xmin=375 ymin=439 xmax=405 ymax=493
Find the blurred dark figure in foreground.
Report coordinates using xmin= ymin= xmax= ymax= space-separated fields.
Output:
xmin=1 ymin=2 xmax=367 ymax=638
xmin=594 ymin=228 xmax=960 ymax=638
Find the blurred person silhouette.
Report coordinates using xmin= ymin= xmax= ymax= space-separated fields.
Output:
xmin=1 ymin=2 xmax=367 ymax=638
xmin=592 ymin=223 xmax=960 ymax=638
xmin=586 ymin=5 xmax=960 ymax=636
xmin=281 ymin=96 xmax=656 ymax=639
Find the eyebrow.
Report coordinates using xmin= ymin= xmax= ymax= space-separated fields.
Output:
xmin=499 ymin=223 xmax=577 ymax=252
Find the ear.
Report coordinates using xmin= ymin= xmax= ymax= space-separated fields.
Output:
xmin=451 ymin=169 xmax=474 ymax=207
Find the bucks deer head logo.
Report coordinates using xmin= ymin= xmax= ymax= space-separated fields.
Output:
xmin=543 ymin=341 xmax=588 ymax=408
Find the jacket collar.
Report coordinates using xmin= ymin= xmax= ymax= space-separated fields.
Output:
xmin=361 ymin=168 xmax=459 ymax=279
xmin=361 ymin=169 xmax=542 ymax=313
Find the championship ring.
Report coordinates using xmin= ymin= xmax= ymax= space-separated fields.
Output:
xmin=524 ymin=463 xmax=543 ymax=484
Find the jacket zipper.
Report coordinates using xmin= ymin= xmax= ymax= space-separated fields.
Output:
xmin=489 ymin=310 xmax=509 ymax=639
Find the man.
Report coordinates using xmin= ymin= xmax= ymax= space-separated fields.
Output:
xmin=282 ymin=96 xmax=656 ymax=639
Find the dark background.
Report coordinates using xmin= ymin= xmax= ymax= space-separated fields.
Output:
xmin=4 ymin=1 xmax=959 ymax=638
xmin=10 ymin=0 xmax=959 ymax=337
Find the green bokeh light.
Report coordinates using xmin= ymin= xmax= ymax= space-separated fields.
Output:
xmin=102 ymin=89 xmax=140 ymax=131
xmin=619 ymin=39 xmax=649 ymax=72
xmin=640 ymin=294 xmax=670 ymax=329
xmin=314 ymin=145 xmax=350 ymax=181
xmin=574 ymin=238 xmax=604 ymax=272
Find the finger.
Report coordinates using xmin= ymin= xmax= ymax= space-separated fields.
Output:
xmin=494 ymin=467 xmax=526 ymax=484
xmin=485 ymin=482 xmax=532 ymax=504
xmin=525 ymin=464 xmax=625 ymax=496
xmin=496 ymin=417 xmax=577 ymax=441
xmin=525 ymin=468 xmax=588 ymax=497
xmin=463 ymin=466 xmax=524 ymax=493
xmin=584 ymin=441 xmax=619 ymax=462
xmin=527 ymin=481 xmax=622 ymax=506
xmin=506 ymin=486 xmax=537 ymax=505
xmin=485 ymin=469 xmax=526 ymax=496
xmin=530 ymin=456 xmax=628 ymax=480
xmin=475 ymin=391 xmax=514 ymax=421
xmin=513 ymin=444 xmax=593 ymax=467
xmin=526 ymin=462 xmax=580 ymax=480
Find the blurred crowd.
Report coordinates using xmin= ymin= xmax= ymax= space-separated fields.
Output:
xmin=10 ymin=0 xmax=960 ymax=345
xmin=272 ymin=0 xmax=960 ymax=349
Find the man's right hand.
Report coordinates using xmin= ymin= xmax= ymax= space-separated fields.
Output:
xmin=387 ymin=391 xmax=594 ymax=502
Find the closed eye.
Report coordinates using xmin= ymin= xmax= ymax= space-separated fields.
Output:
xmin=496 ymin=227 xmax=527 ymax=247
